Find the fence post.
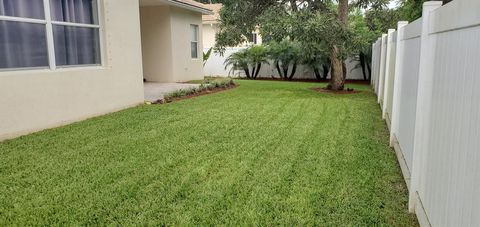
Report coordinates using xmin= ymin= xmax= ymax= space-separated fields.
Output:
xmin=382 ymin=29 xmax=396 ymax=120
xmin=408 ymin=1 xmax=443 ymax=216
xmin=390 ymin=21 xmax=409 ymax=147
xmin=375 ymin=37 xmax=382 ymax=96
xmin=371 ymin=42 xmax=376 ymax=89
xmin=377 ymin=34 xmax=387 ymax=104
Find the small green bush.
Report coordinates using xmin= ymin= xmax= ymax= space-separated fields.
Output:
xmin=163 ymin=79 xmax=236 ymax=103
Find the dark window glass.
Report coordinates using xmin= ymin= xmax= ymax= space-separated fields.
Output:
xmin=190 ymin=25 xmax=198 ymax=58
xmin=50 ymin=0 xmax=98 ymax=24
xmin=0 ymin=21 xmax=49 ymax=69
xmin=0 ymin=0 xmax=45 ymax=19
xmin=53 ymin=25 xmax=100 ymax=66
xmin=191 ymin=42 xmax=198 ymax=59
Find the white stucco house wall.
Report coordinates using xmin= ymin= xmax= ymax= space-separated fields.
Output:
xmin=141 ymin=0 xmax=211 ymax=82
xmin=0 ymin=0 xmax=211 ymax=140
xmin=202 ymin=3 xmax=262 ymax=49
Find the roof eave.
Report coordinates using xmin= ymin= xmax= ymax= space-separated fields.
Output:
xmin=168 ymin=0 xmax=213 ymax=15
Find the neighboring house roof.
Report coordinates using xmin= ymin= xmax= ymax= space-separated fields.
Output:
xmin=202 ymin=3 xmax=222 ymax=24
xmin=140 ymin=0 xmax=213 ymax=15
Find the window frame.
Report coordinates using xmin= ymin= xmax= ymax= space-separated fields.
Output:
xmin=0 ymin=0 xmax=104 ymax=72
xmin=252 ymin=33 xmax=258 ymax=45
xmin=190 ymin=24 xmax=199 ymax=59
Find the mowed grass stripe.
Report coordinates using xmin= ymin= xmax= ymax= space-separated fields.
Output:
xmin=0 ymin=80 xmax=417 ymax=226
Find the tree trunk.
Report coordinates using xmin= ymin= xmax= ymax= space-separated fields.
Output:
xmin=254 ymin=63 xmax=262 ymax=79
xmin=244 ymin=67 xmax=251 ymax=79
xmin=338 ymin=0 xmax=348 ymax=25
xmin=288 ymin=63 xmax=297 ymax=80
xmin=275 ymin=62 xmax=283 ymax=79
xmin=328 ymin=46 xmax=344 ymax=90
xmin=359 ymin=52 xmax=368 ymax=81
xmin=314 ymin=67 xmax=322 ymax=80
xmin=283 ymin=64 xmax=289 ymax=80
xmin=250 ymin=66 xmax=256 ymax=80
xmin=322 ymin=64 xmax=329 ymax=79
xmin=328 ymin=0 xmax=348 ymax=90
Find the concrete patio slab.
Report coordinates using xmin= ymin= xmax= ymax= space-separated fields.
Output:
xmin=144 ymin=83 xmax=200 ymax=102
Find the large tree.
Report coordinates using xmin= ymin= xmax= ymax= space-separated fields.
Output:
xmin=328 ymin=0 xmax=391 ymax=89
xmin=215 ymin=0 xmax=388 ymax=90
xmin=326 ymin=0 xmax=348 ymax=90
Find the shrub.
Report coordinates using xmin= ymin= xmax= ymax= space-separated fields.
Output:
xmin=224 ymin=46 xmax=268 ymax=79
xmin=265 ymin=40 xmax=302 ymax=80
xmin=163 ymin=79 xmax=236 ymax=103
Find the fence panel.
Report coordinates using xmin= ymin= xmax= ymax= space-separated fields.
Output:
xmin=372 ymin=39 xmax=382 ymax=94
xmin=371 ymin=43 xmax=377 ymax=90
xmin=383 ymin=30 xmax=397 ymax=127
xmin=414 ymin=1 xmax=480 ymax=226
xmin=377 ymin=34 xmax=388 ymax=105
xmin=372 ymin=1 xmax=480 ymax=226
xmin=390 ymin=19 xmax=422 ymax=186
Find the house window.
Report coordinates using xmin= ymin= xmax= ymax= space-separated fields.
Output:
xmin=248 ymin=33 xmax=258 ymax=44
xmin=190 ymin=24 xmax=199 ymax=59
xmin=0 ymin=0 xmax=102 ymax=70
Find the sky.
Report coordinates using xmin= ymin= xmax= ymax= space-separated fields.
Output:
xmin=388 ymin=1 xmax=399 ymax=9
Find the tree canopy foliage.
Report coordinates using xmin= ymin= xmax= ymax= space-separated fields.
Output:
xmin=212 ymin=0 xmax=430 ymax=88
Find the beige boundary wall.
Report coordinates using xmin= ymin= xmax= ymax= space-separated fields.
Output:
xmin=203 ymin=47 xmax=366 ymax=80
xmin=0 ymin=0 xmax=145 ymax=141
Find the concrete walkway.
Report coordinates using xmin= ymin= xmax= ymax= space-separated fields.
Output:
xmin=144 ymin=83 xmax=200 ymax=102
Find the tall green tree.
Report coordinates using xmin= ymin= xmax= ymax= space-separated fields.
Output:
xmin=327 ymin=0 xmax=391 ymax=90
xmin=396 ymin=0 xmax=426 ymax=22
xmin=395 ymin=0 xmax=452 ymax=23
xmin=214 ymin=0 xmax=277 ymax=53
xmin=215 ymin=0 xmax=389 ymax=90
xmin=349 ymin=10 xmax=375 ymax=80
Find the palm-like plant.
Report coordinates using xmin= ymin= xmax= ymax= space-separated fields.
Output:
xmin=301 ymin=44 xmax=331 ymax=80
xmin=246 ymin=45 xmax=269 ymax=79
xmin=303 ymin=54 xmax=331 ymax=80
xmin=203 ymin=48 xmax=213 ymax=67
xmin=224 ymin=49 xmax=250 ymax=77
xmin=266 ymin=40 xmax=302 ymax=80
xmin=224 ymin=46 xmax=268 ymax=79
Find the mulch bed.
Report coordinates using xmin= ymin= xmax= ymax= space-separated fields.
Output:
xmin=247 ymin=78 xmax=371 ymax=85
xmin=153 ymin=85 xmax=239 ymax=104
xmin=311 ymin=87 xmax=361 ymax=95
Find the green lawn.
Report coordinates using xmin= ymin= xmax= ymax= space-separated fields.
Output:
xmin=0 ymin=80 xmax=417 ymax=226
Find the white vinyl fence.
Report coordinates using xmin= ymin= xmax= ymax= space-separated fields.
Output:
xmin=203 ymin=47 xmax=366 ymax=80
xmin=371 ymin=1 xmax=480 ymax=226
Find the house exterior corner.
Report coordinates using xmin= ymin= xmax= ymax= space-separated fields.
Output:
xmin=0 ymin=0 xmax=144 ymax=140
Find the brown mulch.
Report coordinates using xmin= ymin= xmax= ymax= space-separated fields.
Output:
xmin=311 ymin=87 xmax=361 ymax=95
xmin=153 ymin=85 xmax=239 ymax=104
xmin=249 ymin=78 xmax=371 ymax=85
